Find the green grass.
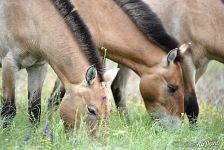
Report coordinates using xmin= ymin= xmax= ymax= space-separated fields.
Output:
xmin=0 ymin=61 xmax=223 ymax=150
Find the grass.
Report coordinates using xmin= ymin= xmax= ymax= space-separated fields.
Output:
xmin=0 ymin=61 xmax=223 ymax=150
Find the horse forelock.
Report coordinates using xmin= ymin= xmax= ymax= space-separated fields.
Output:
xmin=113 ymin=0 xmax=182 ymax=62
xmin=51 ymin=0 xmax=104 ymax=81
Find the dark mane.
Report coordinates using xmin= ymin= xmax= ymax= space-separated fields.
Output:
xmin=222 ymin=0 xmax=224 ymax=4
xmin=114 ymin=0 xmax=182 ymax=62
xmin=51 ymin=0 xmax=104 ymax=81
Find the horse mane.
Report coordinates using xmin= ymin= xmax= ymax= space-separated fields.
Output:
xmin=114 ymin=0 xmax=182 ymax=62
xmin=222 ymin=0 xmax=224 ymax=4
xmin=51 ymin=0 xmax=104 ymax=81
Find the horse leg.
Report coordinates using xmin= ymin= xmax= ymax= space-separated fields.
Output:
xmin=26 ymin=63 xmax=48 ymax=124
xmin=47 ymin=78 xmax=65 ymax=110
xmin=1 ymin=56 xmax=18 ymax=127
xmin=111 ymin=64 xmax=131 ymax=114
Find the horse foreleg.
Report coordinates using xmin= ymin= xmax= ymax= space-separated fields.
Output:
xmin=26 ymin=63 xmax=48 ymax=124
xmin=111 ymin=64 xmax=131 ymax=114
xmin=1 ymin=56 xmax=18 ymax=127
xmin=47 ymin=78 xmax=65 ymax=110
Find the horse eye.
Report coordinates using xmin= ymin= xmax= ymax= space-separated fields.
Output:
xmin=86 ymin=106 xmax=97 ymax=116
xmin=167 ymin=84 xmax=178 ymax=93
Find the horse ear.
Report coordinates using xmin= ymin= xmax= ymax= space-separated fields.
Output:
xmin=103 ymin=68 xmax=120 ymax=83
xmin=166 ymin=48 xmax=178 ymax=65
xmin=86 ymin=65 xmax=98 ymax=85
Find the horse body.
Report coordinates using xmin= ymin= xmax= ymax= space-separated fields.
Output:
xmin=0 ymin=0 xmax=116 ymax=132
xmin=0 ymin=1 xmax=44 ymax=69
xmin=50 ymin=0 xmax=188 ymax=127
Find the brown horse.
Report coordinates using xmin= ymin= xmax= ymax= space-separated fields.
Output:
xmin=0 ymin=0 xmax=118 ymax=132
xmin=112 ymin=0 xmax=224 ymax=124
xmin=49 ymin=0 xmax=189 ymax=128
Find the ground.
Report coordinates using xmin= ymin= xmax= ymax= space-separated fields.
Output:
xmin=0 ymin=60 xmax=223 ymax=150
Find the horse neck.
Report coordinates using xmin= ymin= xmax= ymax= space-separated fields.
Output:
xmin=15 ymin=0 xmax=91 ymax=88
xmin=42 ymin=32 xmax=90 ymax=87
xmin=73 ymin=0 xmax=166 ymax=76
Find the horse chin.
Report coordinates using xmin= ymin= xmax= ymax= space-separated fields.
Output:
xmin=150 ymin=111 xmax=182 ymax=130
xmin=157 ymin=115 xmax=182 ymax=130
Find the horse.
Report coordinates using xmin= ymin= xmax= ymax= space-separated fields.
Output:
xmin=0 ymin=0 xmax=118 ymax=132
xmin=48 ymin=0 xmax=189 ymax=128
xmin=112 ymin=0 xmax=224 ymax=124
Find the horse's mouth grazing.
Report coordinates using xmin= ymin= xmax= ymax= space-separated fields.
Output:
xmin=150 ymin=112 xmax=182 ymax=129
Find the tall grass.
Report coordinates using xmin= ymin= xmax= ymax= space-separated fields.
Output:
xmin=0 ymin=101 xmax=223 ymax=150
